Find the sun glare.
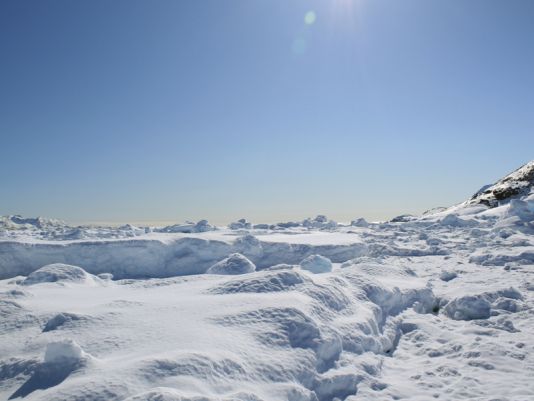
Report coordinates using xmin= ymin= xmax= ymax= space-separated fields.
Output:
xmin=304 ymin=10 xmax=316 ymax=25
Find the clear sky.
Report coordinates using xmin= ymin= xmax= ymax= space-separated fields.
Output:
xmin=1 ymin=0 xmax=533 ymax=225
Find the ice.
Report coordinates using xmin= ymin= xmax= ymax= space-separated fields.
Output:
xmin=299 ymin=255 xmax=333 ymax=274
xmin=44 ymin=340 xmax=86 ymax=365
xmin=350 ymin=218 xmax=369 ymax=227
xmin=302 ymin=215 xmax=338 ymax=230
xmin=439 ymin=270 xmax=457 ymax=282
xmin=228 ymin=218 xmax=252 ymax=230
xmin=156 ymin=220 xmax=216 ymax=233
xmin=42 ymin=312 xmax=84 ymax=332
xmin=0 ymin=161 xmax=533 ymax=401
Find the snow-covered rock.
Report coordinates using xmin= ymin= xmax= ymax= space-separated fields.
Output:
xmin=468 ymin=160 xmax=534 ymax=207
xmin=390 ymin=214 xmax=416 ymax=223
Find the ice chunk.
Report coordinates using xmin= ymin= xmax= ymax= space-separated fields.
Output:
xmin=351 ymin=218 xmax=369 ymax=227
xmin=228 ymin=218 xmax=252 ymax=230
xmin=300 ymin=255 xmax=332 ymax=274
xmin=439 ymin=271 xmax=457 ymax=282
xmin=156 ymin=220 xmax=215 ymax=233
xmin=44 ymin=340 xmax=85 ymax=364
xmin=43 ymin=313 xmax=84 ymax=332
xmin=302 ymin=215 xmax=338 ymax=230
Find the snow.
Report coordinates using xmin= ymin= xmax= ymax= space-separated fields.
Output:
xmin=206 ymin=253 xmax=256 ymax=275
xmin=442 ymin=295 xmax=492 ymax=320
xmin=1 ymin=162 xmax=534 ymax=401
xmin=299 ymin=255 xmax=333 ymax=274
xmin=43 ymin=340 xmax=86 ymax=365
xmin=21 ymin=264 xmax=99 ymax=286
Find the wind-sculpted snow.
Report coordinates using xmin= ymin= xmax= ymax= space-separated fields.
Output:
xmin=0 ymin=235 xmax=368 ymax=280
xmin=0 ymin=253 xmax=444 ymax=401
xmin=206 ymin=253 xmax=256 ymax=275
xmin=22 ymin=263 xmax=100 ymax=286
xmin=42 ymin=312 xmax=87 ymax=332
xmin=209 ymin=270 xmax=308 ymax=294
xmin=1 ymin=162 xmax=534 ymax=400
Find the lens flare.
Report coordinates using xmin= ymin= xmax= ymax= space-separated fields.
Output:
xmin=304 ymin=11 xmax=316 ymax=25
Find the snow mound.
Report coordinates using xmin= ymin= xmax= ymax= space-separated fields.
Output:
xmin=300 ymin=255 xmax=332 ymax=274
xmin=210 ymin=270 xmax=307 ymax=294
xmin=44 ymin=340 xmax=86 ymax=365
xmin=506 ymin=199 xmax=534 ymax=219
xmin=470 ymin=249 xmax=534 ymax=266
xmin=206 ymin=253 xmax=256 ymax=275
xmin=219 ymin=306 xmax=321 ymax=349
xmin=22 ymin=263 xmax=98 ymax=285
xmin=443 ymin=287 xmax=525 ymax=322
xmin=439 ymin=214 xmax=477 ymax=227
xmin=443 ymin=295 xmax=491 ymax=320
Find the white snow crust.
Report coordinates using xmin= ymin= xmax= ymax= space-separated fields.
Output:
xmin=1 ymin=162 xmax=534 ymax=401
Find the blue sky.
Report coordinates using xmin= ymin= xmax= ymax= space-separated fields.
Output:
xmin=1 ymin=0 xmax=533 ymax=225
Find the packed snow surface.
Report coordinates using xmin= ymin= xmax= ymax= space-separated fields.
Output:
xmin=1 ymin=161 xmax=534 ymax=400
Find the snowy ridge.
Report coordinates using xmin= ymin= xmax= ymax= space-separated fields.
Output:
xmin=1 ymin=161 xmax=534 ymax=400
xmin=468 ymin=160 xmax=534 ymax=208
xmin=0 ymin=234 xmax=367 ymax=280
